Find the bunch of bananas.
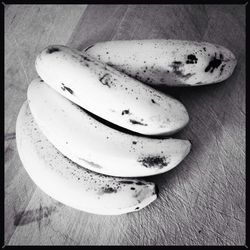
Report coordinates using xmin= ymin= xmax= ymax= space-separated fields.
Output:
xmin=16 ymin=40 xmax=236 ymax=215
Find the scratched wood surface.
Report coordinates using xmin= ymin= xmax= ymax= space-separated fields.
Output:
xmin=4 ymin=4 xmax=245 ymax=246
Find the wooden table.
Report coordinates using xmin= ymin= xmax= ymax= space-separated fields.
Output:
xmin=5 ymin=4 xmax=246 ymax=245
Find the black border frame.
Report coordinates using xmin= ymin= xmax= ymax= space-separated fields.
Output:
xmin=2 ymin=1 xmax=248 ymax=247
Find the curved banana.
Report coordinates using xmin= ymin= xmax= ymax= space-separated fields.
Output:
xmin=27 ymin=79 xmax=191 ymax=177
xmin=84 ymin=39 xmax=237 ymax=86
xmin=16 ymin=101 xmax=157 ymax=215
xmin=35 ymin=45 xmax=189 ymax=136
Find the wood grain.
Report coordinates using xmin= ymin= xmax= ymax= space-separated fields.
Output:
xmin=5 ymin=4 xmax=245 ymax=245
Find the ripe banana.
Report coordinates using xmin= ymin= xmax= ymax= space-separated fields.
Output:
xmin=27 ymin=79 xmax=191 ymax=177
xmin=84 ymin=39 xmax=237 ymax=86
xmin=35 ymin=45 xmax=189 ymax=136
xmin=16 ymin=101 xmax=158 ymax=215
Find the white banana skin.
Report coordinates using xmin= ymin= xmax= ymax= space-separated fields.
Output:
xmin=27 ymin=79 xmax=191 ymax=177
xmin=35 ymin=45 xmax=189 ymax=136
xmin=84 ymin=39 xmax=237 ymax=86
xmin=16 ymin=101 xmax=157 ymax=215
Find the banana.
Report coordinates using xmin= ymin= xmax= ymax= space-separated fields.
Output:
xmin=27 ymin=79 xmax=191 ymax=177
xmin=35 ymin=45 xmax=189 ymax=136
xmin=16 ymin=101 xmax=158 ymax=215
xmin=84 ymin=39 xmax=237 ymax=86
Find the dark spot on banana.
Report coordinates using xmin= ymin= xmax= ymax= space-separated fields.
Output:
xmin=135 ymin=207 xmax=140 ymax=210
xmin=220 ymin=64 xmax=226 ymax=76
xmin=46 ymin=47 xmax=60 ymax=54
xmin=99 ymin=73 xmax=112 ymax=87
xmin=80 ymin=54 xmax=92 ymax=62
xmin=61 ymin=83 xmax=74 ymax=95
xmin=203 ymin=47 xmax=206 ymax=51
xmin=138 ymin=156 xmax=169 ymax=169
xmin=182 ymin=73 xmax=195 ymax=79
xmin=119 ymin=181 xmax=135 ymax=184
xmin=170 ymin=61 xmax=184 ymax=74
xmin=186 ymin=54 xmax=198 ymax=64
xmin=131 ymin=187 xmax=135 ymax=190
xmin=172 ymin=61 xmax=182 ymax=65
xmin=102 ymin=187 xmax=117 ymax=193
xmin=129 ymin=119 xmax=148 ymax=126
xmin=205 ymin=53 xmax=223 ymax=73
xmin=107 ymin=62 xmax=114 ymax=67
xmin=132 ymin=141 xmax=137 ymax=144
xmin=78 ymin=158 xmax=102 ymax=169
xmin=136 ymin=181 xmax=144 ymax=186
xmin=151 ymin=99 xmax=156 ymax=104
xmin=169 ymin=61 xmax=195 ymax=79
xmin=121 ymin=109 xmax=130 ymax=115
